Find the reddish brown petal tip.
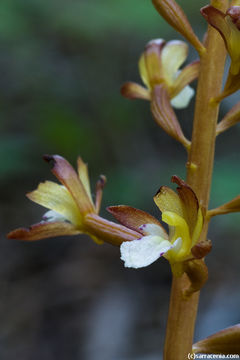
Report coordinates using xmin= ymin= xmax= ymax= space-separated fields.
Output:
xmin=171 ymin=175 xmax=199 ymax=208
xmin=107 ymin=205 xmax=161 ymax=233
xmin=43 ymin=154 xmax=67 ymax=168
xmin=200 ymin=5 xmax=229 ymax=47
xmin=171 ymin=174 xmax=185 ymax=187
xmin=200 ymin=5 xmax=225 ymax=21
xmin=7 ymin=226 xmax=40 ymax=241
xmin=43 ymin=154 xmax=53 ymax=162
xmin=42 ymin=154 xmax=57 ymax=168
xmin=43 ymin=155 xmax=95 ymax=214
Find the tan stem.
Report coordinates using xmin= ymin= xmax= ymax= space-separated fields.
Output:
xmin=164 ymin=274 xmax=200 ymax=359
xmin=164 ymin=1 xmax=228 ymax=358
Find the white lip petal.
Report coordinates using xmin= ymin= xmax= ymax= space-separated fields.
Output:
xmin=120 ymin=235 xmax=173 ymax=269
xmin=139 ymin=223 xmax=168 ymax=239
xmin=42 ymin=210 xmax=67 ymax=223
xmin=170 ymin=85 xmax=194 ymax=109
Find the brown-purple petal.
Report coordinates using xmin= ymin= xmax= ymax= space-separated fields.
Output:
xmin=7 ymin=221 xmax=81 ymax=241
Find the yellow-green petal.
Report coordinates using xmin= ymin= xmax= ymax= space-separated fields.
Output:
xmin=162 ymin=211 xmax=191 ymax=260
xmin=154 ymin=186 xmax=184 ymax=217
xmin=77 ymin=157 xmax=94 ymax=205
xmin=27 ymin=181 xmax=82 ymax=226
xmin=138 ymin=53 xmax=151 ymax=89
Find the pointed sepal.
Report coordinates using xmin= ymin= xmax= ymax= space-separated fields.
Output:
xmin=171 ymin=60 xmax=200 ymax=98
xmin=207 ymin=195 xmax=240 ymax=218
xmin=120 ymin=82 xmax=150 ymax=101
xmin=7 ymin=221 xmax=81 ymax=241
xmin=95 ymin=175 xmax=106 ymax=214
xmin=193 ymin=324 xmax=240 ymax=355
xmin=217 ymin=101 xmax=240 ymax=135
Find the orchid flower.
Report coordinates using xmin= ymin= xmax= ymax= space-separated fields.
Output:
xmin=7 ymin=155 xmax=140 ymax=246
xmin=121 ymin=39 xmax=199 ymax=109
xmin=108 ymin=176 xmax=203 ymax=275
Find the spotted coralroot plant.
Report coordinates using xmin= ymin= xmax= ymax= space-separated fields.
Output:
xmin=7 ymin=0 xmax=240 ymax=358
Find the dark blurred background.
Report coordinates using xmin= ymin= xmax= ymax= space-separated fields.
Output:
xmin=0 ymin=0 xmax=239 ymax=359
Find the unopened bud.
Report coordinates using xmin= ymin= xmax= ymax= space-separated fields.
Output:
xmin=183 ymin=259 xmax=208 ymax=298
xmin=191 ymin=239 xmax=212 ymax=259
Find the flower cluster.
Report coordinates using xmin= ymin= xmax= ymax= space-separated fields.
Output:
xmin=8 ymin=155 xmax=204 ymax=274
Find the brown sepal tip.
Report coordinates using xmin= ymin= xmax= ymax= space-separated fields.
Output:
xmin=7 ymin=227 xmax=32 ymax=240
xmin=43 ymin=154 xmax=56 ymax=166
xmin=171 ymin=175 xmax=192 ymax=193
xmin=98 ymin=175 xmax=107 ymax=187
xmin=171 ymin=175 xmax=199 ymax=207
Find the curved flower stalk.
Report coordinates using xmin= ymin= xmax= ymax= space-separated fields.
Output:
xmin=201 ymin=5 xmax=240 ymax=100
xmin=108 ymin=176 xmax=203 ymax=276
xmin=7 ymin=155 xmax=140 ymax=246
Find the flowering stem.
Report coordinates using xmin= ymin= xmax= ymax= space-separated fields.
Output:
xmin=163 ymin=0 xmax=228 ymax=358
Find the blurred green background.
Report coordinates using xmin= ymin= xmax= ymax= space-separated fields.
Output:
xmin=1 ymin=0 xmax=239 ymax=359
